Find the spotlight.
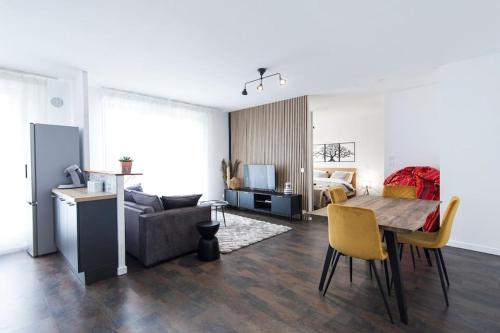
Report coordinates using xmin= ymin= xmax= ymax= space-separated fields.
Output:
xmin=242 ymin=88 xmax=248 ymax=95
xmin=280 ymin=76 xmax=287 ymax=85
xmin=256 ymin=83 xmax=263 ymax=91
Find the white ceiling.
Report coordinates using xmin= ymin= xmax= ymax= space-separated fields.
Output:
xmin=1 ymin=0 xmax=500 ymax=110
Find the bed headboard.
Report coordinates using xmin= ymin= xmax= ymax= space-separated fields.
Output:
xmin=314 ymin=167 xmax=357 ymax=189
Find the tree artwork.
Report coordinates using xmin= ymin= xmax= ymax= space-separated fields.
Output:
xmin=313 ymin=142 xmax=355 ymax=162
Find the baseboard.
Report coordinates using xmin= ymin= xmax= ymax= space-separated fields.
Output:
xmin=117 ymin=265 xmax=128 ymax=275
xmin=447 ymin=240 xmax=500 ymax=256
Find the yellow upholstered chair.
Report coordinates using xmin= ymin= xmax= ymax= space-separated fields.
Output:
xmin=383 ymin=185 xmax=420 ymax=269
xmin=323 ymin=204 xmax=393 ymax=323
xmin=383 ymin=185 xmax=417 ymax=200
xmin=326 ymin=187 xmax=358 ymax=283
xmin=329 ymin=187 xmax=347 ymax=204
xmin=397 ymin=196 xmax=460 ymax=306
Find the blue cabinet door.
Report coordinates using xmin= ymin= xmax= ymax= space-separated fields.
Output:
xmin=239 ymin=191 xmax=254 ymax=210
xmin=225 ymin=190 xmax=238 ymax=207
xmin=271 ymin=195 xmax=291 ymax=216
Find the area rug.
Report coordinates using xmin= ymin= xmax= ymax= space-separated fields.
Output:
xmin=216 ymin=213 xmax=292 ymax=254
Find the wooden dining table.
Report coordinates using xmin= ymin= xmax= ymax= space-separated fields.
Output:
xmin=307 ymin=195 xmax=440 ymax=324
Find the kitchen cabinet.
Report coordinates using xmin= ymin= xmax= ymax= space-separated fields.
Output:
xmin=52 ymin=188 xmax=118 ymax=284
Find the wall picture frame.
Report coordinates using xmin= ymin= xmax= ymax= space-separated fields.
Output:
xmin=313 ymin=142 xmax=355 ymax=162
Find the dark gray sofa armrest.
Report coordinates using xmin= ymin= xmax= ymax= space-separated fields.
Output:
xmin=139 ymin=206 xmax=211 ymax=266
xmin=124 ymin=205 xmax=144 ymax=259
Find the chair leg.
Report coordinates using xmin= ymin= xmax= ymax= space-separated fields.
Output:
xmin=433 ymin=249 xmax=449 ymax=306
xmin=323 ymin=252 xmax=341 ymax=296
xmin=319 ymin=245 xmax=334 ymax=291
xmin=349 ymin=257 xmax=353 ymax=283
xmin=331 ymin=249 xmax=338 ymax=267
xmin=221 ymin=206 xmax=227 ymax=227
xmin=416 ymin=246 xmax=421 ymax=258
xmin=438 ymin=248 xmax=450 ymax=287
xmin=370 ymin=261 xmax=394 ymax=324
xmin=424 ymin=248 xmax=433 ymax=267
xmin=383 ymin=259 xmax=391 ymax=296
xmin=410 ymin=245 xmax=416 ymax=271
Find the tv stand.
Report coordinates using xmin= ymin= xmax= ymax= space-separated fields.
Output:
xmin=224 ymin=189 xmax=302 ymax=222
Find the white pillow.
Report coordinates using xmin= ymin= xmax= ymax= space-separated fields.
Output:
xmin=331 ymin=171 xmax=354 ymax=183
xmin=313 ymin=170 xmax=329 ymax=178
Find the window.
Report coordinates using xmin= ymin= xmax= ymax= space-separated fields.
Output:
xmin=91 ymin=90 xmax=213 ymax=196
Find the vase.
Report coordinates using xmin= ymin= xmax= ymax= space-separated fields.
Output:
xmin=121 ymin=161 xmax=133 ymax=174
xmin=229 ymin=177 xmax=241 ymax=190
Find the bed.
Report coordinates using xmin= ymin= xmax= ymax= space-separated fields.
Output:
xmin=313 ymin=167 xmax=356 ymax=209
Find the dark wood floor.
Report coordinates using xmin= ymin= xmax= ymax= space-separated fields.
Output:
xmin=1 ymin=210 xmax=500 ymax=333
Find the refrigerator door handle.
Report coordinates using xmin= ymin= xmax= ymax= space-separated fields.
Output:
xmin=27 ymin=201 xmax=38 ymax=206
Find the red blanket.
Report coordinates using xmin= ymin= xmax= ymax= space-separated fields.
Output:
xmin=384 ymin=166 xmax=440 ymax=231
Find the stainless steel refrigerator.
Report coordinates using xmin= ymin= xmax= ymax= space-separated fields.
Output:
xmin=26 ymin=123 xmax=80 ymax=257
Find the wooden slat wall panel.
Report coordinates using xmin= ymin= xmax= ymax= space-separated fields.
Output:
xmin=230 ymin=96 xmax=310 ymax=212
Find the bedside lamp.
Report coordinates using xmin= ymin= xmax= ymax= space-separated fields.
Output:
xmin=361 ymin=179 xmax=373 ymax=196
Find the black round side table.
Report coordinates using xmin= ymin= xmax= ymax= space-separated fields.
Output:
xmin=196 ymin=220 xmax=220 ymax=261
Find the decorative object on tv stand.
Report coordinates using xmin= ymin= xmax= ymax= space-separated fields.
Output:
xmin=220 ymin=159 xmax=241 ymax=189
xmin=119 ymin=156 xmax=133 ymax=174
xmin=313 ymin=142 xmax=355 ymax=162
xmin=284 ymin=182 xmax=293 ymax=195
xmin=241 ymin=68 xmax=287 ymax=95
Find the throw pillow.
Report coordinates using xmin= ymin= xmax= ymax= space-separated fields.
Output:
xmin=331 ymin=171 xmax=353 ymax=183
xmin=161 ymin=194 xmax=202 ymax=210
xmin=313 ymin=170 xmax=329 ymax=178
xmin=131 ymin=191 xmax=164 ymax=212
xmin=124 ymin=183 xmax=143 ymax=202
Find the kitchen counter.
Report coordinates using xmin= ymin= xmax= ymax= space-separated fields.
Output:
xmin=52 ymin=187 xmax=118 ymax=285
xmin=52 ymin=188 xmax=116 ymax=203
xmin=84 ymin=170 xmax=143 ymax=176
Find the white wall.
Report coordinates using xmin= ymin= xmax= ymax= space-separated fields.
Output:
xmin=310 ymin=95 xmax=385 ymax=193
xmin=384 ymin=85 xmax=440 ymax=176
xmin=438 ymin=53 xmax=500 ymax=255
xmin=383 ymin=53 xmax=500 ymax=255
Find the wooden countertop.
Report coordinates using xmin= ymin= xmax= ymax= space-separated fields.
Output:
xmin=52 ymin=188 xmax=117 ymax=203
xmin=85 ymin=170 xmax=143 ymax=176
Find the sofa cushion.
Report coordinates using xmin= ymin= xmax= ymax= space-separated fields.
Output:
xmin=131 ymin=191 xmax=164 ymax=212
xmin=161 ymin=194 xmax=202 ymax=210
xmin=125 ymin=184 xmax=143 ymax=202
xmin=124 ymin=201 xmax=155 ymax=214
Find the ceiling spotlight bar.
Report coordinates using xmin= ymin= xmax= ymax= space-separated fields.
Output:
xmin=241 ymin=68 xmax=287 ymax=95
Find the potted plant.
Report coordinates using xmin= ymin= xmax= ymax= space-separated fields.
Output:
xmin=119 ymin=156 xmax=133 ymax=174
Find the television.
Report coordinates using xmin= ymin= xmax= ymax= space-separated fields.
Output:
xmin=243 ymin=164 xmax=276 ymax=191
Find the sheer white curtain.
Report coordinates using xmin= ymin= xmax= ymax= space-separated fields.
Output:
xmin=91 ymin=90 xmax=211 ymax=197
xmin=0 ymin=70 xmax=47 ymax=254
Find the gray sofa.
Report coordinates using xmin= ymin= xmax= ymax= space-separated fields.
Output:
xmin=125 ymin=201 xmax=211 ymax=266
